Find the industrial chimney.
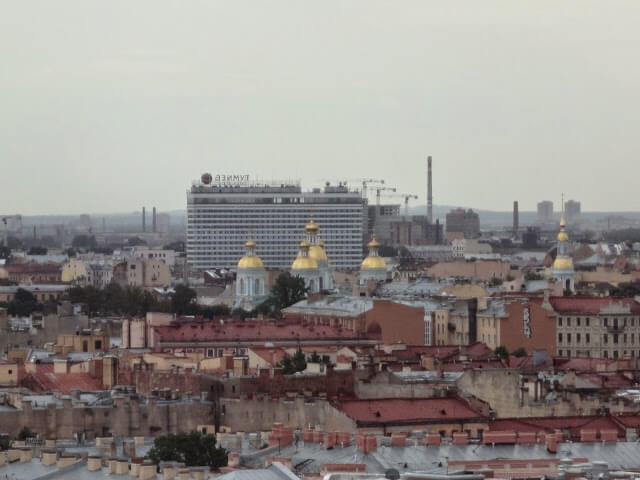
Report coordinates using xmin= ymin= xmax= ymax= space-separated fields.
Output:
xmin=427 ymin=156 xmax=433 ymax=224
xmin=142 ymin=207 xmax=146 ymax=233
xmin=152 ymin=207 xmax=157 ymax=233
xmin=513 ymin=201 xmax=519 ymax=234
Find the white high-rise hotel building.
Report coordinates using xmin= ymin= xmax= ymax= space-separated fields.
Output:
xmin=187 ymin=173 xmax=366 ymax=270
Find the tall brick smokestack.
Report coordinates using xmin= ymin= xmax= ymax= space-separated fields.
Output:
xmin=152 ymin=207 xmax=157 ymax=233
xmin=513 ymin=201 xmax=519 ymax=234
xmin=142 ymin=207 xmax=146 ymax=233
xmin=427 ymin=156 xmax=433 ymax=223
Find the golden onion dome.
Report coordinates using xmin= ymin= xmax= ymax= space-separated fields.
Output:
xmin=309 ymin=245 xmax=328 ymax=261
xmin=557 ymin=231 xmax=569 ymax=242
xmin=245 ymin=240 xmax=257 ymax=248
xmin=305 ymin=220 xmax=319 ymax=233
xmin=367 ymin=237 xmax=381 ymax=249
xmin=559 ymin=214 xmax=566 ymax=228
xmin=552 ymin=257 xmax=573 ymax=270
xmin=238 ymin=256 xmax=264 ymax=269
xmin=291 ymin=256 xmax=318 ymax=270
xmin=361 ymin=255 xmax=386 ymax=270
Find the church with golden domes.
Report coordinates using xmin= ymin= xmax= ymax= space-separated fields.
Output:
xmin=359 ymin=235 xmax=387 ymax=285
xmin=551 ymin=214 xmax=575 ymax=293
xmin=289 ymin=220 xmax=334 ymax=293
xmin=234 ymin=239 xmax=267 ymax=309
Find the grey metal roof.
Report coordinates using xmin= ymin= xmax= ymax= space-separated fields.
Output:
xmin=240 ymin=440 xmax=640 ymax=475
xmin=218 ymin=462 xmax=300 ymax=480
xmin=284 ymin=296 xmax=374 ymax=317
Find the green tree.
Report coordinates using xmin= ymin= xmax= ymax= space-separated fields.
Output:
xmin=293 ymin=348 xmax=307 ymax=372
xmin=171 ymin=285 xmax=197 ymax=315
xmin=524 ymin=272 xmax=544 ymax=281
xmin=17 ymin=427 xmax=36 ymax=441
xmin=7 ymin=288 xmax=42 ymax=317
xmin=67 ymin=285 xmax=103 ymax=314
xmin=148 ymin=432 xmax=227 ymax=470
xmin=269 ymin=272 xmax=309 ymax=312
xmin=0 ymin=436 xmax=10 ymax=451
xmin=307 ymin=351 xmax=321 ymax=363
xmin=488 ymin=277 xmax=503 ymax=287
xmin=0 ymin=245 xmax=11 ymax=260
xmin=279 ymin=354 xmax=295 ymax=374
xmin=494 ymin=345 xmax=509 ymax=359
xmin=512 ymin=347 xmax=527 ymax=357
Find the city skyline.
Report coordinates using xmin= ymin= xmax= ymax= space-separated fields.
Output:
xmin=3 ymin=1 xmax=640 ymax=215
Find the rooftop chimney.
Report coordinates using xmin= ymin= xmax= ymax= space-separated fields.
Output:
xmin=427 ymin=156 xmax=433 ymax=223
xmin=142 ymin=207 xmax=146 ymax=233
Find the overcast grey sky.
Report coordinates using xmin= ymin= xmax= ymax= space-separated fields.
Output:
xmin=1 ymin=1 xmax=638 ymax=215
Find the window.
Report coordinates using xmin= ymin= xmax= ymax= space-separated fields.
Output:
xmin=604 ymin=318 xmax=608 ymax=327
xmin=567 ymin=318 xmax=571 ymax=327
xmin=604 ymin=351 xmax=609 ymax=358
xmin=577 ymin=318 xmax=581 ymax=327
xmin=577 ymin=333 xmax=581 ymax=343
xmin=624 ymin=334 xmax=628 ymax=344
xmin=586 ymin=333 xmax=590 ymax=344
xmin=558 ymin=317 xmax=563 ymax=327
xmin=94 ymin=340 xmax=102 ymax=350
xmin=567 ymin=333 xmax=572 ymax=344
xmin=558 ymin=333 xmax=563 ymax=343
xmin=586 ymin=317 xmax=590 ymax=326
xmin=614 ymin=334 xmax=619 ymax=344
xmin=604 ymin=334 xmax=609 ymax=344
xmin=558 ymin=349 xmax=563 ymax=356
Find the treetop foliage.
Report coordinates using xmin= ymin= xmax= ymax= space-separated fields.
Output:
xmin=148 ymin=431 xmax=227 ymax=470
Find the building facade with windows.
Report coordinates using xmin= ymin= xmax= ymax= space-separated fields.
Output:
xmin=551 ymin=297 xmax=640 ymax=359
xmin=186 ymin=174 xmax=366 ymax=270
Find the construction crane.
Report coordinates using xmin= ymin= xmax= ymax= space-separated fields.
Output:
xmin=382 ymin=193 xmax=419 ymax=216
xmin=319 ymin=178 xmax=385 ymax=199
xmin=374 ymin=186 xmax=397 ymax=206
xmin=345 ymin=178 xmax=385 ymax=199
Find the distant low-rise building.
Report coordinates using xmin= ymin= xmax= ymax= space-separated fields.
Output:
xmin=446 ymin=208 xmax=480 ymax=239
xmin=451 ymin=239 xmax=493 ymax=258
xmin=112 ymin=258 xmax=170 ymax=288
xmin=0 ymin=262 xmax=61 ymax=284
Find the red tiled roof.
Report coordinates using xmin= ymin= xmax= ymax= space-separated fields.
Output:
xmin=549 ymin=296 xmax=640 ymax=315
xmin=556 ymin=357 xmax=618 ymax=372
xmin=250 ymin=347 xmax=287 ymax=366
xmin=5 ymin=263 xmax=61 ymax=273
xmin=574 ymin=372 xmax=633 ymax=389
xmin=335 ymin=397 xmax=485 ymax=425
xmin=155 ymin=320 xmax=369 ymax=343
xmin=22 ymin=364 xmax=103 ymax=394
